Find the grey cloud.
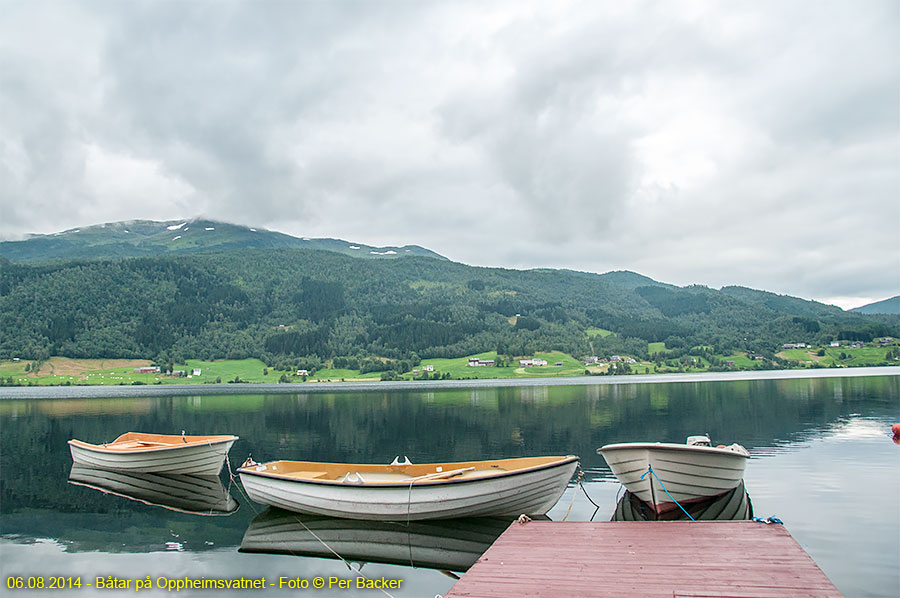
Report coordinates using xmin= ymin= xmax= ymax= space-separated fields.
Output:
xmin=0 ymin=0 xmax=897 ymax=307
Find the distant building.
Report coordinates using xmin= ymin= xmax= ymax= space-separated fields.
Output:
xmin=192 ymin=368 xmax=202 ymax=376
xmin=423 ymin=364 xmax=434 ymax=372
xmin=297 ymin=369 xmax=309 ymax=376
xmin=609 ymin=355 xmax=622 ymax=362
xmin=468 ymin=358 xmax=495 ymax=367
xmin=172 ymin=370 xmax=186 ymax=377
xmin=519 ymin=358 xmax=547 ymax=367
xmin=134 ymin=366 xmax=161 ymax=374
xmin=782 ymin=343 xmax=808 ymax=349
xmin=554 ymin=362 xmax=563 ymax=366
xmin=584 ymin=356 xmax=599 ymax=364
xmin=830 ymin=341 xmax=840 ymax=347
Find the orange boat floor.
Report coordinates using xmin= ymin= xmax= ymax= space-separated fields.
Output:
xmin=445 ymin=521 xmax=841 ymax=598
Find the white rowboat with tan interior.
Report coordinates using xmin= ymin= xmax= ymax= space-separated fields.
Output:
xmin=237 ymin=455 xmax=579 ymax=521
xmin=598 ymin=435 xmax=750 ymax=514
xmin=68 ymin=432 xmax=238 ymax=475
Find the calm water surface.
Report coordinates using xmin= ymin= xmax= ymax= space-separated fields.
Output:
xmin=1 ymin=375 xmax=898 ymax=597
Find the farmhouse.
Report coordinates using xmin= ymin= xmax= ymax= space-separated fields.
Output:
xmin=519 ymin=358 xmax=547 ymax=367
xmin=468 ymin=358 xmax=495 ymax=367
xmin=134 ymin=366 xmax=161 ymax=374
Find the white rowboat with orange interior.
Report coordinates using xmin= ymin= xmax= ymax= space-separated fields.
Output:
xmin=68 ymin=432 xmax=238 ymax=475
xmin=237 ymin=455 xmax=579 ymax=521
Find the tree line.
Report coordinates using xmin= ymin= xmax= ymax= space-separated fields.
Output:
xmin=1 ymin=251 xmax=896 ymax=365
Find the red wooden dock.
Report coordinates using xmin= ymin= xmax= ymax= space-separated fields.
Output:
xmin=445 ymin=521 xmax=841 ymax=598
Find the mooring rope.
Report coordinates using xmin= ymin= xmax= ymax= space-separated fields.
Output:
xmin=561 ymin=467 xmax=583 ymax=521
xmin=640 ymin=465 xmax=695 ymax=521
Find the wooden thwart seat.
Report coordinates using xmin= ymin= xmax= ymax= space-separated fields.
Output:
xmin=282 ymin=471 xmax=330 ymax=480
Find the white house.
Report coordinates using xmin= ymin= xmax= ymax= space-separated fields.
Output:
xmin=519 ymin=358 xmax=547 ymax=367
xmin=468 ymin=358 xmax=495 ymax=367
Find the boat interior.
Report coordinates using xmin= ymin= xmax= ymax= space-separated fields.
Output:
xmin=70 ymin=432 xmax=238 ymax=451
xmin=243 ymin=456 xmax=575 ymax=485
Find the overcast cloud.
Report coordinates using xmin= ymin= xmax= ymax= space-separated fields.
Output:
xmin=1 ymin=0 xmax=897 ymax=309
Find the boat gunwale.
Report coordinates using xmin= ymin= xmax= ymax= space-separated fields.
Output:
xmin=597 ymin=442 xmax=750 ymax=459
xmin=68 ymin=433 xmax=239 ymax=454
xmin=237 ymin=455 xmax=579 ymax=488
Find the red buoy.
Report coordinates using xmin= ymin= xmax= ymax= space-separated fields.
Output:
xmin=892 ymin=424 xmax=900 ymax=445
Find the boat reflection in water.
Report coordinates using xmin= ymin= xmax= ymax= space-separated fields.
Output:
xmin=240 ymin=508 xmax=537 ymax=573
xmin=68 ymin=463 xmax=239 ymax=516
xmin=612 ymin=480 xmax=753 ymax=522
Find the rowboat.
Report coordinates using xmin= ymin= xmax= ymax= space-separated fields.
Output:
xmin=68 ymin=463 xmax=239 ymax=516
xmin=240 ymin=508 xmax=528 ymax=572
xmin=237 ymin=455 xmax=579 ymax=521
xmin=68 ymin=432 xmax=238 ymax=475
xmin=598 ymin=435 xmax=749 ymax=513
xmin=612 ymin=479 xmax=753 ymax=522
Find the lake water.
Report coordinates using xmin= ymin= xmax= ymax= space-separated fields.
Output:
xmin=1 ymin=374 xmax=898 ymax=597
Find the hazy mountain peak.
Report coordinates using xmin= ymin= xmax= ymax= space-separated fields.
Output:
xmin=1 ymin=219 xmax=446 ymax=263
xmin=851 ymin=296 xmax=900 ymax=315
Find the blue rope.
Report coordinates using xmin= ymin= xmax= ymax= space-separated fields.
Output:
xmin=752 ymin=516 xmax=784 ymax=525
xmin=640 ymin=465 xmax=695 ymax=521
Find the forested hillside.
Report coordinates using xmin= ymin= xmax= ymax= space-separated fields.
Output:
xmin=1 ymin=249 xmax=896 ymax=367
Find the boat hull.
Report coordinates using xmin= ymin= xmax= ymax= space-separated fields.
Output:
xmin=599 ymin=443 xmax=748 ymax=512
xmin=239 ymin=457 xmax=578 ymax=521
xmin=68 ymin=434 xmax=237 ymax=475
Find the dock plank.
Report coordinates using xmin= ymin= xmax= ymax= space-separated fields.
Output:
xmin=445 ymin=521 xmax=841 ymax=598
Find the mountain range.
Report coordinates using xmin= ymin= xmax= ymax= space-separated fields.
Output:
xmin=1 ymin=219 xmax=896 ymax=365
xmin=0 ymin=218 xmax=445 ymax=262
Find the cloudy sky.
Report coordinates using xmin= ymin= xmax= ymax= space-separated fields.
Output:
xmin=1 ymin=1 xmax=897 ymax=309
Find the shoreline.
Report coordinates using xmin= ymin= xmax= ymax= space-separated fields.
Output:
xmin=0 ymin=366 xmax=897 ymax=400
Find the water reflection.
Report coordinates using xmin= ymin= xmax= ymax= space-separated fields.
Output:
xmin=611 ymin=480 xmax=753 ymax=521
xmin=67 ymin=464 xmax=239 ymax=516
xmin=240 ymin=509 xmax=532 ymax=573
xmin=0 ymin=375 xmax=896 ymax=596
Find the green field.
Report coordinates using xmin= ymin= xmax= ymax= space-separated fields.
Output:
xmin=586 ymin=327 xmax=614 ymax=338
xmin=2 ymin=342 xmax=896 ymax=387
xmin=0 ymin=357 xmax=296 ymax=386
xmin=778 ymin=345 xmax=896 ymax=367
xmin=720 ymin=354 xmax=757 ymax=368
